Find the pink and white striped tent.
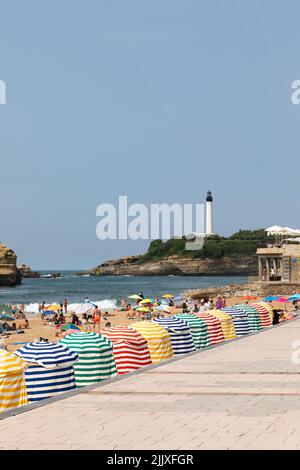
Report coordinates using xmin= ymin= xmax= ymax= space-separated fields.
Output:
xmin=250 ymin=303 xmax=273 ymax=327
xmin=101 ymin=326 xmax=152 ymax=375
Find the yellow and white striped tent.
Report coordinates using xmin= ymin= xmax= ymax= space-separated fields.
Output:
xmin=209 ymin=309 xmax=237 ymax=341
xmin=0 ymin=349 xmax=28 ymax=413
xmin=130 ymin=321 xmax=174 ymax=364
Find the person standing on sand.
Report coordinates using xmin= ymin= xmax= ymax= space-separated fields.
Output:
xmin=63 ymin=299 xmax=68 ymax=314
xmin=92 ymin=306 xmax=101 ymax=333
xmin=215 ymin=296 xmax=223 ymax=310
xmin=222 ymin=297 xmax=227 ymax=308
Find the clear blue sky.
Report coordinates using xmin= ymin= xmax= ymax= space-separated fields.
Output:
xmin=0 ymin=0 xmax=299 ymax=270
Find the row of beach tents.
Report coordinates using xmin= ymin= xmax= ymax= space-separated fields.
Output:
xmin=0 ymin=301 xmax=288 ymax=413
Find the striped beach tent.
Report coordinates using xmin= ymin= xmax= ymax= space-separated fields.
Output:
xmin=250 ymin=303 xmax=273 ymax=327
xmin=252 ymin=302 xmax=273 ymax=325
xmin=60 ymin=332 xmax=117 ymax=387
xmin=174 ymin=314 xmax=211 ymax=349
xmin=234 ymin=304 xmax=262 ymax=332
xmin=221 ymin=307 xmax=251 ymax=336
xmin=130 ymin=322 xmax=174 ymax=364
xmin=0 ymin=349 xmax=27 ymax=413
xmin=14 ymin=342 xmax=78 ymax=402
xmin=101 ymin=326 xmax=152 ymax=374
xmin=209 ymin=309 xmax=237 ymax=341
xmin=153 ymin=317 xmax=196 ymax=355
xmin=193 ymin=312 xmax=225 ymax=345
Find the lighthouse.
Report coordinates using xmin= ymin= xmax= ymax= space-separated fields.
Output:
xmin=205 ymin=190 xmax=214 ymax=236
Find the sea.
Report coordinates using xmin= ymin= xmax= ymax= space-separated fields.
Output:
xmin=0 ymin=271 xmax=247 ymax=313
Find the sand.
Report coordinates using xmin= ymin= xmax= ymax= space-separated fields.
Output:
xmin=3 ymin=295 xmax=285 ymax=353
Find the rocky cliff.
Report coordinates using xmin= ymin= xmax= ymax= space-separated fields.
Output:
xmin=0 ymin=243 xmax=20 ymax=286
xmin=81 ymin=254 xmax=258 ymax=277
xmin=17 ymin=264 xmax=40 ymax=278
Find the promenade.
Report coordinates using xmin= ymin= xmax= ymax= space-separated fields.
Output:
xmin=1 ymin=319 xmax=300 ymax=450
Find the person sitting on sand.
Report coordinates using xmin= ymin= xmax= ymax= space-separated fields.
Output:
xmin=19 ymin=318 xmax=29 ymax=329
xmin=71 ymin=313 xmax=79 ymax=325
xmin=58 ymin=312 xmax=65 ymax=324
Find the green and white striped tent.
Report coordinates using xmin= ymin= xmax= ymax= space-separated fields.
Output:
xmin=174 ymin=314 xmax=211 ymax=349
xmin=60 ymin=332 xmax=117 ymax=387
xmin=233 ymin=304 xmax=262 ymax=332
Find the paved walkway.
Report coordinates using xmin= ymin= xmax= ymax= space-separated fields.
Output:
xmin=1 ymin=319 xmax=300 ymax=449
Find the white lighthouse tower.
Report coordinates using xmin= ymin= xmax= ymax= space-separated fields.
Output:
xmin=205 ymin=190 xmax=214 ymax=236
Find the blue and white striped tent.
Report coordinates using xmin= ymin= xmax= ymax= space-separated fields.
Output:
xmin=153 ymin=317 xmax=196 ymax=356
xmin=221 ymin=307 xmax=251 ymax=336
xmin=14 ymin=341 xmax=78 ymax=403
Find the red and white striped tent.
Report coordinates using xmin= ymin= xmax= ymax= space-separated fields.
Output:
xmin=251 ymin=302 xmax=273 ymax=327
xmin=193 ymin=312 xmax=225 ymax=345
xmin=101 ymin=326 xmax=152 ymax=375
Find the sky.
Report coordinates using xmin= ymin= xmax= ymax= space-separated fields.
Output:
xmin=0 ymin=0 xmax=300 ymax=270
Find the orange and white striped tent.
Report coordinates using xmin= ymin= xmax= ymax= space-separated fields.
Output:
xmin=193 ymin=312 xmax=225 ymax=345
xmin=209 ymin=309 xmax=237 ymax=341
xmin=0 ymin=349 xmax=28 ymax=413
xmin=130 ymin=322 xmax=174 ymax=364
xmin=101 ymin=326 xmax=152 ymax=374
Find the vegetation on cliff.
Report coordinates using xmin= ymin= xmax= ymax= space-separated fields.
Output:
xmin=138 ymin=229 xmax=273 ymax=264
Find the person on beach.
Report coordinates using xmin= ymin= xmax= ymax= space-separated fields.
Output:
xmin=85 ymin=296 xmax=90 ymax=303
xmin=59 ymin=301 xmax=63 ymax=312
xmin=92 ymin=306 xmax=101 ymax=333
xmin=215 ymin=296 xmax=223 ymax=310
xmin=58 ymin=312 xmax=65 ymax=324
xmin=222 ymin=297 xmax=227 ymax=308
xmin=81 ymin=313 xmax=91 ymax=331
xmin=11 ymin=304 xmax=16 ymax=315
xmin=63 ymin=299 xmax=68 ymax=314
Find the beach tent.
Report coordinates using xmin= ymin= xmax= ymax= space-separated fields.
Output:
xmin=0 ymin=349 xmax=27 ymax=413
xmin=250 ymin=303 xmax=273 ymax=327
xmin=153 ymin=317 xmax=196 ymax=355
xmin=60 ymin=332 xmax=117 ymax=387
xmin=101 ymin=326 xmax=152 ymax=374
xmin=209 ymin=310 xmax=237 ymax=341
xmin=233 ymin=304 xmax=262 ymax=332
xmin=130 ymin=322 xmax=174 ymax=364
xmin=221 ymin=307 xmax=251 ymax=336
xmin=193 ymin=312 xmax=225 ymax=345
xmin=174 ymin=314 xmax=211 ymax=349
xmin=14 ymin=342 xmax=78 ymax=403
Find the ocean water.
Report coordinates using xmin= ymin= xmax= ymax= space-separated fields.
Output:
xmin=0 ymin=271 xmax=247 ymax=311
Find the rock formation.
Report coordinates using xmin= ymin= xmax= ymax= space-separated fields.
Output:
xmin=79 ymin=254 xmax=258 ymax=277
xmin=17 ymin=264 xmax=40 ymax=278
xmin=0 ymin=243 xmax=20 ymax=286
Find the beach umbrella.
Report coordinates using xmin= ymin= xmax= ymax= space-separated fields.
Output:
xmin=155 ymin=305 xmax=171 ymax=312
xmin=221 ymin=307 xmax=251 ymax=336
xmin=234 ymin=304 xmax=262 ymax=332
xmin=0 ymin=313 xmax=15 ymax=321
xmin=101 ymin=326 xmax=152 ymax=374
xmin=153 ymin=317 xmax=196 ymax=355
xmin=277 ymin=297 xmax=288 ymax=303
xmin=14 ymin=342 xmax=78 ymax=403
xmin=60 ymin=332 xmax=117 ymax=387
xmin=140 ymin=299 xmax=153 ymax=304
xmin=241 ymin=295 xmax=257 ymax=301
xmin=75 ymin=303 xmax=94 ymax=315
xmin=162 ymin=294 xmax=174 ymax=299
xmin=128 ymin=295 xmax=142 ymax=300
xmin=174 ymin=314 xmax=211 ymax=349
xmin=130 ymin=322 xmax=174 ymax=364
xmin=60 ymin=323 xmax=81 ymax=331
xmin=136 ymin=307 xmax=151 ymax=313
xmin=250 ymin=303 xmax=273 ymax=327
xmin=263 ymin=296 xmax=278 ymax=302
xmin=173 ymin=295 xmax=184 ymax=302
xmin=209 ymin=310 xmax=237 ymax=341
xmin=288 ymin=294 xmax=300 ymax=302
xmin=45 ymin=304 xmax=62 ymax=311
xmin=0 ymin=349 xmax=28 ymax=413
xmin=193 ymin=312 xmax=225 ymax=345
